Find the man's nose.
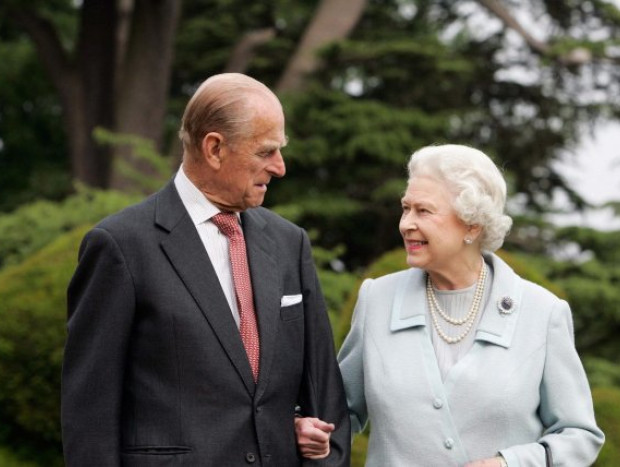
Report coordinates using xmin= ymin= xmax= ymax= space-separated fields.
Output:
xmin=268 ymin=150 xmax=286 ymax=178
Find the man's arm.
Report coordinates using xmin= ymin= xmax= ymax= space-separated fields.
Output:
xmin=62 ymin=228 xmax=135 ymax=467
xmin=295 ymin=417 xmax=334 ymax=459
xmin=297 ymin=229 xmax=351 ymax=466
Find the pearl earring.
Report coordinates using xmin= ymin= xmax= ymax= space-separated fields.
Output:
xmin=464 ymin=237 xmax=473 ymax=245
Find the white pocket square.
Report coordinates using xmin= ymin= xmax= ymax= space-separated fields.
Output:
xmin=281 ymin=294 xmax=303 ymax=307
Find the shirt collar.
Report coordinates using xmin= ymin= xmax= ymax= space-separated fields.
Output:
xmin=174 ymin=165 xmax=226 ymax=226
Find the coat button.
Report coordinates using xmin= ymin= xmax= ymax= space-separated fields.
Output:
xmin=433 ymin=398 xmax=443 ymax=409
xmin=444 ymin=438 xmax=454 ymax=449
xmin=245 ymin=452 xmax=256 ymax=463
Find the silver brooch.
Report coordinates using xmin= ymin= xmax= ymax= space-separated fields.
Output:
xmin=497 ymin=296 xmax=515 ymax=314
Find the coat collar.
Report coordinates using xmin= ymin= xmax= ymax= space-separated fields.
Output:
xmin=389 ymin=252 xmax=523 ymax=348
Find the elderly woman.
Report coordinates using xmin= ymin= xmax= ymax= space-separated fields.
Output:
xmin=296 ymin=144 xmax=604 ymax=466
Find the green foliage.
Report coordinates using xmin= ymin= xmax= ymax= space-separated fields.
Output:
xmin=351 ymin=431 xmax=369 ymax=467
xmin=0 ymin=34 xmax=71 ymax=210
xmin=335 ymin=248 xmax=408 ymax=348
xmin=495 ymin=250 xmax=567 ymax=298
xmin=270 ymin=88 xmax=445 ymax=268
xmin=554 ymin=226 xmax=620 ymax=265
xmin=0 ymin=226 xmax=88 ymax=466
xmin=93 ymin=127 xmax=173 ymax=194
xmin=0 ymin=447 xmax=38 ymax=467
xmin=592 ymin=387 xmax=620 ymax=466
xmin=557 ymin=273 xmax=620 ymax=359
xmin=585 ymin=358 xmax=620 ymax=388
xmin=503 ymin=221 xmax=620 ymax=361
xmin=319 ymin=268 xmax=359 ymax=330
xmin=304 ymin=235 xmax=359 ymax=328
xmin=0 ymin=186 xmax=139 ymax=269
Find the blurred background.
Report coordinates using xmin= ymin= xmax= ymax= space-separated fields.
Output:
xmin=1 ymin=0 xmax=619 ymax=465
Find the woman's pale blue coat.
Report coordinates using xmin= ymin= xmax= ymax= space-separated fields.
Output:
xmin=338 ymin=253 xmax=604 ymax=466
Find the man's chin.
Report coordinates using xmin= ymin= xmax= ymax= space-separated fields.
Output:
xmin=246 ymin=194 xmax=266 ymax=209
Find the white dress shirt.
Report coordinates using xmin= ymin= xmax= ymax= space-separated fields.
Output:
xmin=174 ymin=166 xmax=241 ymax=327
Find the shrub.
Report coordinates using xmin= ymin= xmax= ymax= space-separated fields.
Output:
xmin=0 ymin=187 xmax=139 ymax=269
xmin=0 ymin=447 xmax=39 ymax=467
xmin=335 ymin=248 xmax=408 ymax=347
xmin=0 ymin=225 xmax=89 ymax=466
xmin=592 ymin=386 xmax=620 ymax=466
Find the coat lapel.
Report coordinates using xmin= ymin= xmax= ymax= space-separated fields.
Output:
xmin=474 ymin=253 xmax=523 ymax=348
xmin=390 ymin=268 xmax=427 ymax=332
xmin=241 ymin=209 xmax=281 ymax=396
xmin=155 ymin=182 xmax=256 ymax=395
xmin=388 ymin=254 xmax=523 ymax=348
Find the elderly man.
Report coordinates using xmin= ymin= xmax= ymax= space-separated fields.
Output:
xmin=62 ymin=73 xmax=350 ymax=466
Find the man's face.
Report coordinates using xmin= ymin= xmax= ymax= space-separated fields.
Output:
xmin=209 ymin=99 xmax=287 ymax=212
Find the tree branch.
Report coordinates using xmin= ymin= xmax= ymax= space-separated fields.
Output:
xmin=224 ymin=27 xmax=276 ymax=73
xmin=276 ymin=0 xmax=368 ymax=93
xmin=477 ymin=0 xmax=549 ymax=54
xmin=475 ymin=0 xmax=597 ymax=66
xmin=11 ymin=8 xmax=76 ymax=93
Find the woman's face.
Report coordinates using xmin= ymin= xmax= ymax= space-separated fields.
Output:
xmin=399 ymin=175 xmax=471 ymax=275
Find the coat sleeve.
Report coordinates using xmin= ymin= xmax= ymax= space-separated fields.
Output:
xmin=337 ymin=278 xmax=372 ymax=435
xmin=297 ymin=229 xmax=351 ymax=467
xmin=499 ymin=299 xmax=605 ymax=466
xmin=62 ymin=227 xmax=136 ymax=467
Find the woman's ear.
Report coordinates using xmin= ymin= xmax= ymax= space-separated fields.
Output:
xmin=468 ymin=224 xmax=483 ymax=241
xmin=201 ymin=132 xmax=224 ymax=169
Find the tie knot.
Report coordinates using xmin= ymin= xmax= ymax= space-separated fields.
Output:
xmin=212 ymin=212 xmax=241 ymax=239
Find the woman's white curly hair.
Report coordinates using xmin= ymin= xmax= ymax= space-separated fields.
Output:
xmin=407 ymin=144 xmax=513 ymax=252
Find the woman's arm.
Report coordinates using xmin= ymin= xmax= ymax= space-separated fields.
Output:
xmin=499 ymin=300 xmax=604 ymax=466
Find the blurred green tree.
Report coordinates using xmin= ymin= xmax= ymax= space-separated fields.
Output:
xmin=1 ymin=0 xmax=180 ymax=191
xmin=3 ymin=0 xmax=620 ymax=218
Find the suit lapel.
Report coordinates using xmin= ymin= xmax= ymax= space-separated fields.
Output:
xmin=155 ymin=182 xmax=256 ymax=395
xmin=241 ymin=209 xmax=281 ymax=395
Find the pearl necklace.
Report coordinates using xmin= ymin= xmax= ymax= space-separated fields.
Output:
xmin=426 ymin=259 xmax=487 ymax=344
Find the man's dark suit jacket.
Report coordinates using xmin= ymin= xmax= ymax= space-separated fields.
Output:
xmin=61 ymin=181 xmax=351 ymax=466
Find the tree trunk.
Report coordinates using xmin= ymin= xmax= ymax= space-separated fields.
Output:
xmin=112 ymin=0 xmax=181 ymax=190
xmin=11 ymin=1 xmax=117 ymax=188
xmin=73 ymin=0 xmax=119 ymax=187
xmin=276 ymin=0 xmax=368 ymax=93
xmin=13 ymin=0 xmax=180 ymax=191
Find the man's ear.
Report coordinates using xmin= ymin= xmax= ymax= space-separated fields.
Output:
xmin=201 ymin=132 xmax=224 ymax=169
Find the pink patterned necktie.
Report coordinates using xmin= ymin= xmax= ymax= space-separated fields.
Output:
xmin=212 ymin=212 xmax=260 ymax=382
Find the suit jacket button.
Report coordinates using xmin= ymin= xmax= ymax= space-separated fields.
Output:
xmin=245 ymin=452 xmax=256 ymax=463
